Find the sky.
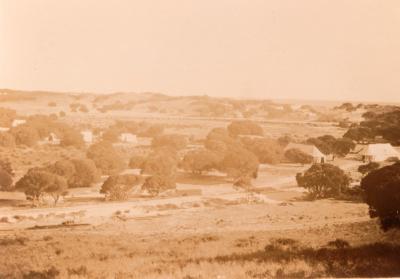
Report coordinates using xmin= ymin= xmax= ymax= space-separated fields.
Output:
xmin=1 ymin=0 xmax=400 ymax=102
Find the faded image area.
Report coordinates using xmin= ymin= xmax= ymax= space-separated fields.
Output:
xmin=1 ymin=1 xmax=400 ymax=278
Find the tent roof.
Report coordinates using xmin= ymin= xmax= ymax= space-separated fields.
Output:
xmin=360 ymin=143 xmax=399 ymax=156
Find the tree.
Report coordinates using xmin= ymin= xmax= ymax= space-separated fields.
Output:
xmin=0 ymin=132 xmax=16 ymax=148
xmin=227 ymin=120 xmax=263 ymax=137
xmin=358 ymin=162 xmax=380 ymax=177
xmin=0 ymin=169 xmax=13 ymax=191
xmin=278 ymin=135 xmax=292 ymax=147
xmin=332 ymin=138 xmax=355 ymax=158
xmin=361 ymin=162 xmax=400 ymax=230
xmin=128 ymin=155 xmax=147 ymax=169
xmin=87 ymin=141 xmax=125 ymax=174
xmin=139 ymin=124 xmax=164 ymax=137
xmin=0 ymin=159 xmax=14 ymax=176
xmin=46 ymin=175 xmax=68 ymax=206
xmin=141 ymin=149 xmax=178 ymax=176
xmin=152 ymin=134 xmax=187 ymax=150
xmin=11 ymin=125 xmax=40 ymax=147
xmin=296 ymin=164 xmax=350 ymax=199
xmin=221 ymin=147 xmax=259 ymax=186
xmin=46 ymin=159 xmax=76 ymax=181
xmin=68 ymin=159 xmax=99 ymax=188
xmin=285 ymin=148 xmax=313 ymax=165
xmin=306 ymin=136 xmax=336 ymax=155
xmin=343 ymin=127 xmax=374 ymax=142
xmin=241 ymin=138 xmax=284 ymax=164
xmin=15 ymin=170 xmax=67 ymax=206
xmin=204 ymin=139 xmax=228 ymax=154
xmin=102 ymin=127 xmax=121 ymax=143
xmin=142 ymin=175 xmax=176 ymax=196
xmin=206 ymin=127 xmax=236 ymax=144
xmin=100 ymin=174 xmax=142 ymax=201
xmin=181 ymin=149 xmax=220 ymax=174
xmin=60 ymin=127 xmax=84 ymax=147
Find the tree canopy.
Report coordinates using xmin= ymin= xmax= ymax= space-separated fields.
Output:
xmin=100 ymin=174 xmax=142 ymax=201
xmin=87 ymin=141 xmax=125 ymax=174
xmin=15 ymin=170 xmax=68 ymax=206
xmin=296 ymin=163 xmax=350 ymax=199
xmin=361 ymin=162 xmax=400 ymax=230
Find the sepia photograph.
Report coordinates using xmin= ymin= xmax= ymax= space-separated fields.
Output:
xmin=1 ymin=1 xmax=400 ymax=278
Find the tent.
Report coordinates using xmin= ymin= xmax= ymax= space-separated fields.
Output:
xmin=284 ymin=143 xmax=326 ymax=163
xmin=359 ymin=143 xmax=400 ymax=162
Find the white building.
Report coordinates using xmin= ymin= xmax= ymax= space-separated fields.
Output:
xmin=0 ymin=127 xmax=10 ymax=132
xmin=41 ymin=132 xmax=61 ymax=145
xmin=284 ymin=143 xmax=326 ymax=163
xmin=11 ymin=119 xmax=26 ymax=127
xmin=80 ymin=130 xmax=93 ymax=144
xmin=119 ymin=133 xmax=137 ymax=143
xmin=359 ymin=143 xmax=400 ymax=162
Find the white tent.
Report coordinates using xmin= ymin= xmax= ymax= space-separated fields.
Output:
xmin=284 ymin=143 xmax=326 ymax=163
xmin=359 ymin=143 xmax=399 ymax=162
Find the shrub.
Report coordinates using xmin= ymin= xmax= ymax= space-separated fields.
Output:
xmin=142 ymin=175 xmax=176 ymax=195
xmin=100 ymin=174 xmax=142 ymax=201
xmin=296 ymin=163 xmax=350 ymax=199
xmin=361 ymin=162 xmax=400 ymax=230
xmin=22 ymin=267 xmax=60 ymax=279
xmin=48 ymin=101 xmax=57 ymax=107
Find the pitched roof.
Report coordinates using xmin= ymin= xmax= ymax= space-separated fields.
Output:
xmin=285 ymin=143 xmax=325 ymax=158
xmin=360 ymin=143 xmax=399 ymax=157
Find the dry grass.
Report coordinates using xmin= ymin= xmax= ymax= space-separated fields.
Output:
xmin=0 ymin=220 xmax=398 ymax=278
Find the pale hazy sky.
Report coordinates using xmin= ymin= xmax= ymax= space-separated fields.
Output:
xmin=1 ymin=1 xmax=400 ymax=102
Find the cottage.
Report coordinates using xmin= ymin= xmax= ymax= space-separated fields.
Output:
xmin=119 ymin=133 xmax=137 ymax=143
xmin=284 ymin=143 xmax=326 ymax=163
xmin=11 ymin=119 xmax=26 ymax=127
xmin=41 ymin=132 xmax=61 ymax=145
xmin=359 ymin=143 xmax=399 ymax=162
xmin=80 ymin=130 xmax=93 ymax=144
